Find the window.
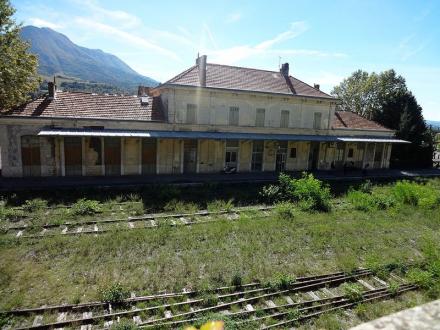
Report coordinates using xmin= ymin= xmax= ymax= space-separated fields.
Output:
xmin=290 ymin=147 xmax=297 ymax=158
xmin=229 ymin=107 xmax=239 ymax=126
xmin=347 ymin=148 xmax=354 ymax=158
xmin=256 ymin=108 xmax=265 ymax=127
xmin=251 ymin=141 xmax=264 ymax=171
xmin=186 ymin=104 xmax=197 ymax=124
xmin=280 ymin=110 xmax=289 ymax=128
xmin=313 ymin=112 xmax=322 ymax=129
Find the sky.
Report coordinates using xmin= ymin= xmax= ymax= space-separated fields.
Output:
xmin=11 ymin=0 xmax=440 ymax=120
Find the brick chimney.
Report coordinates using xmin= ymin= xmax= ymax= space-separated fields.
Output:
xmin=196 ymin=54 xmax=207 ymax=87
xmin=48 ymin=80 xmax=56 ymax=99
xmin=280 ymin=63 xmax=289 ymax=77
xmin=137 ymin=86 xmax=150 ymax=96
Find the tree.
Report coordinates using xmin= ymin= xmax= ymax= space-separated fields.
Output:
xmin=332 ymin=69 xmax=433 ymax=168
xmin=0 ymin=0 xmax=39 ymax=111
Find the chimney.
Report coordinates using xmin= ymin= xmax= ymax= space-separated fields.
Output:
xmin=280 ymin=63 xmax=289 ymax=77
xmin=137 ymin=86 xmax=150 ymax=97
xmin=314 ymin=84 xmax=320 ymax=90
xmin=196 ymin=54 xmax=207 ymax=87
xmin=48 ymin=81 xmax=56 ymax=99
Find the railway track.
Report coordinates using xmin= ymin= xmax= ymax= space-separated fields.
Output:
xmin=1 ymin=267 xmax=415 ymax=329
xmin=3 ymin=206 xmax=273 ymax=239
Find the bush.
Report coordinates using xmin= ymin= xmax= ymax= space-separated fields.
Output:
xmin=71 ymin=199 xmax=101 ymax=216
xmin=347 ymin=190 xmax=375 ymax=211
xmin=274 ymin=202 xmax=295 ymax=220
xmin=260 ymin=173 xmax=331 ymax=212
xmin=22 ymin=198 xmax=47 ymax=212
xmin=259 ymin=184 xmax=281 ymax=204
xmin=341 ymin=283 xmax=363 ymax=302
xmin=200 ymin=293 xmax=219 ymax=307
xmin=99 ymin=282 xmax=129 ymax=303
xmin=230 ymin=273 xmax=242 ymax=287
xmin=0 ymin=207 xmax=25 ymax=221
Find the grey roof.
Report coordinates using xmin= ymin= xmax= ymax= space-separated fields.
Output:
xmin=38 ymin=128 xmax=409 ymax=143
xmin=163 ymin=63 xmax=335 ymax=99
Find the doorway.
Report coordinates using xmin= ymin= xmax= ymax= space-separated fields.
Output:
xmin=104 ymin=137 xmax=121 ymax=176
xmin=64 ymin=137 xmax=82 ymax=176
xmin=21 ymin=136 xmax=41 ymax=177
xmin=275 ymin=141 xmax=288 ymax=172
xmin=308 ymin=142 xmax=320 ymax=171
xmin=183 ymin=139 xmax=198 ymax=173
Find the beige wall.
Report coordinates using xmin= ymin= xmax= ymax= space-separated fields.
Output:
xmin=263 ymin=141 xmax=276 ymax=171
xmin=161 ymin=88 xmax=335 ymax=131
xmin=238 ymin=140 xmax=252 ymax=172
xmin=286 ymin=142 xmax=310 ymax=171
xmin=123 ymin=137 xmax=140 ymax=175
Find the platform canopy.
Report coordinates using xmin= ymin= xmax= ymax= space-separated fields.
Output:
xmin=38 ymin=128 xmax=410 ymax=144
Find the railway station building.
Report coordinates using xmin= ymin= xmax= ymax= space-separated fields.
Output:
xmin=0 ymin=56 xmax=408 ymax=178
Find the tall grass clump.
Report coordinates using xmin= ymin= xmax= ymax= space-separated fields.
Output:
xmin=274 ymin=202 xmax=295 ymax=220
xmin=206 ymin=199 xmax=234 ymax=212
xmin=393 ymin=180 xmax=440 ymax=208
xmin=347 ymin=189 xmax=395 ymax=211
xmin=260 ymin=173 xmax=331 ymax=212
xmin=71 ymin=199 xmax=101 ymax=216
xmin=22 ymin=198 xmax=47 ymax=212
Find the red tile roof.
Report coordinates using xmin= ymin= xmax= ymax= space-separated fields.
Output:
xmin=2 ymin=91 xmax=164 ymax=121
xmin=333 ymin=111 xmax=392 ymax=131
xmin=164 ymin=63 xmax=334 ymax=99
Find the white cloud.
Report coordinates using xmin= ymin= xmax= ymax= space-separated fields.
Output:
xmin=226 ymin=12 xmax=242 ymax=23
xmin=74 ymin=17 xmax=181 ymax=61
xmin=204 ymin=22 xmax=346 ymax=65
xmin=27 ymin=18 xmax=63 ymax=29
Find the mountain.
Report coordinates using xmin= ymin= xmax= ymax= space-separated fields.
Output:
xmin=20 ymin=26 xmax=159 ymax=93
xmin=427 ymin=120 xmax=440 ymax=131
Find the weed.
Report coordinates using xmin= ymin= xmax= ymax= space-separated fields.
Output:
xmin=341 ymin=283 xmax=363 ymax=302
xmin=207 ymin=199 xmax=234 ymax=212
xmin=22 ymin=199 xmax=47 ymax=212
xmin=387 ymin=281 xmax=400 ymax=296
xmin=0 ymin=207 xmax=25 ymax=221
xmin=110 ymin=319 xmax=139 ymax=330
xmin=259 ymin=185 xmax=281 ymax=204
xmin=359 ymin=180 xmax=373 ymax=193
xmin=99 ymin=282 xmax=130 ymax=303
xmin=164 ymin=199 xmax=198 ymax=214
xmin=71 ymin=199 xmax=101 ymax=216
xmin=393 ymin=181 xmax=440 ymax=208
xmin=230 ymin=273 xmax=242 ymax=287
xmin=406 ymin=269 xmax=434 ymax=289
xmin=274 ymin=202 xmax=295 ymax=220
xmin=200 ymin=293 xmax=219 ymax=307
xmin=268 ymin=273 xmax=296 ymax=290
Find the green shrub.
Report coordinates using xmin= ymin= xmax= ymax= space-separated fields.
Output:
xmin=99 ymin=282 xmax=129 ymax=303
xmin=110 ymin=320 xmax=139 ymax=330
xmin=200 ymin=292 xmax=219 ymax=307
xmin=260 ymin=173 xmax=331 ymax=212
xmin=22 ymin=198 xmax=47 ymax=212
xmin=259 ymin=184 xmax=281 ymax=204
xmin=274 ymin=202 xmax=295 ymax=220
xmin=341 ymin=283 xmax=363 ymax=302
xmin=393 ymin=181 xmax=440 ymax=208
xmin=387 ymin=282 xmax=400 ymax=296
xmin=71 ymin=199 xmax=101 ymax=216
xmin=372 ymin=192 xmax=396 ymax=210
xmin=359 ymin=180 xmax=373 ymax=193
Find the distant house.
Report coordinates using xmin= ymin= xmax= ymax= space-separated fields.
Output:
xmin=0 ymin=55 xmax=408 ymax=178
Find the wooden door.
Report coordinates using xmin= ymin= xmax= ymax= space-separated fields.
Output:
xmin=142 ymin=138 xmax=156 ymax=174
xmin=21 ymin=136 xmax=41 ymax=177
xmin=64 ymin=137 xmax=82 ymax=176
xmin=183 ymin=140 xmax=197 ymax=173
xmin=104 ymin=137 xmax=121 ymax=176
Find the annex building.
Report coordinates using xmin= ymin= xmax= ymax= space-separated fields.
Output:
xmin=0 ymin=56 xmax=408 ymax=178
